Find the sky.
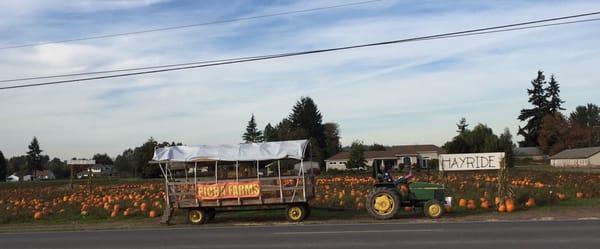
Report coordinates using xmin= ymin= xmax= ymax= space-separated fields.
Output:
xmin=0 ymin=0 xmax=599 ymax=159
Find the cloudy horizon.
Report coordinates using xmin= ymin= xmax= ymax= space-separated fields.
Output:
xmin=1 ymin=0 xmax=599 ymax=159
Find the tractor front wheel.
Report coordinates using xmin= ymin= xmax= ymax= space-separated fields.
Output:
xmin=423 ymin=200 xmax=444 ymax=219
xmin=367 ymin=187 xmax=401 ymax=220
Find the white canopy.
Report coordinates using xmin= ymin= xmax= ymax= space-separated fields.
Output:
xmin=152 ymin=140 xmax=309 ymax=162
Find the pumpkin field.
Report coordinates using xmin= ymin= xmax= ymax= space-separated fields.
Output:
xmin=1 ymin=169 xmax=599 ymax=224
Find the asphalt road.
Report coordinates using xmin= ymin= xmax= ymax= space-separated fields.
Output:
xmin=2 ymin=219 xmax=599 ymax=249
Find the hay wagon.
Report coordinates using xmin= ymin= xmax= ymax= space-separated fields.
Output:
xmin=151 ymin=140 xmax=315 ymax=224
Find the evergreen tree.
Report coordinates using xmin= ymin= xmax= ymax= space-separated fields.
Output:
xmin=48 ymin=158 xmax=69 ymax=179
xmin=289 ymin=97 xmax=323 ymax=138
xmin=0 ymin=151 xmax=6 ymax=182
xmin=93 ymin=153 xmax=114 ymax=165
xmin=456 ymin=117 xmax=469 ymax=134
xmin=288 ymin=97 xmax=326 ymax=164
xmin=518 ymin=71 xmax=550 ymax=147
xmin=499 ymin=128 xmax=516 ymax=167
xmin=369 ymin=143 xmax=387 ymax=151
xmin=242 ymin=114 xmax=264 ymax=143
xmin=323 ymin=122 xmax=342 ymax=157
xmin=134 ymin=138 xmax=160 ymax=178
xmin=545 ymin=75 xmax=565 ymax=114
xmin=263 ymin=123 xmax=277 ymax=142
xmin=26 ymin=137 xmax=44 ymax=178
xmin=569 ymin=103 xmax=600 ymax=146
xmin=345 ymin=141 xmax=366 ymax=170
xmin=114 ymin=149 xmax=136 ymax=177
xmin=569 ymin=103 xmax=600 ymax=127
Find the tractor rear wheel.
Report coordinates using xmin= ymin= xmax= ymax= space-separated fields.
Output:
xmin=367 ymin=187 xmax=401 ymax=220
xmin=423 ymin=200 xmax=444 ymax=219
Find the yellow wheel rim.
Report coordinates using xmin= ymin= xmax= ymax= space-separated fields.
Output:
xmin=189 ymin=210 xmax=203 ymax=223
xmin=288 ymin=207 xmax=303 ymax=221
xmin=373 ymin=193 xmax=395 ymax=215
xmin=428 ymin=204 xmax=441 ymax=217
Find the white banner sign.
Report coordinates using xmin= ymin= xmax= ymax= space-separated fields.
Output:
xmin=439 ymin=152 xmax=505 ymax=171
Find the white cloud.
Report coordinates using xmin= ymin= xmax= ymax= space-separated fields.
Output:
xmin=0 ymin=0 xmax=599 ymax=159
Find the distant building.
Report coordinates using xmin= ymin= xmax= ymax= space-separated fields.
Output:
xmin=513 ymin=147 xmax=547 ymax=161
xmin=325 ymin=144 xmax=445 ymax=171
xmin=35 ymin=170 xmax=56 ymax=180
xmin=77 ymin=164 xmax=113 ymax=178
xmin=6 ymin=173 xmax=19 ymax=182
xmin=550 ymin=146 xmax=600 ymax=167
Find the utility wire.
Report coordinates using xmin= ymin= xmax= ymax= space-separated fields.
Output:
xmin=5 ymin=16 xmax=599 ymax=85
xmin=3 ymin=14 xmax=599 ymax=85
xmin=0 ymin=0 xmax=384 ymax=50
xmin=1 ymin=12 xmax=599 ymax=90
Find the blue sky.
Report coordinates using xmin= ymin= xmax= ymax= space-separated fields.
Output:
xmin=1 ymin=0 xmax=599 ymax=159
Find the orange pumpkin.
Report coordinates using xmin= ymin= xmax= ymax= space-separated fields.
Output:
xmin=576 ymin=192 xmax=584 ymax=199
xmin=480 ymin=201 xmax=490 ymax=209
xmin=505 ymin=199 xmax=516 ymax=213
xmin=444 ymin=205 xmax=452 ymax=213
xmin=140 ymin=202 xmax=148 ymax=212
xmin=458 ymin=198 xmax=467 ymax=207
xmin=33 ymin=211 xmax=43 ymax=220
xmin=525 ymin=198 xmax=536 ymax=208
xmin=149 ymin=210 xmax=157 ymax=218
xmin=498 ymin=204 xmax=506 ymax=212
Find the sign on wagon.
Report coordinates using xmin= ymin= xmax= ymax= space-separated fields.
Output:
xmin=439 ymin=152 xmax=505 ymax=171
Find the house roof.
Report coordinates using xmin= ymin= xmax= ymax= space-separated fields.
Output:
xmin=326 ymin=144 xmax=445 ymax=161
xmin=550 ymin=146 xmax=600 ymax=159
xmin=513 ymin=147 xmax=545 ymax=157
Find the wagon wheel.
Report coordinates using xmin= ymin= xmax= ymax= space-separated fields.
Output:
xmin=285 ymin=204 xmax=308 ymax=222
xmin=423 ymin=200 xmax=444 ymax=219
xmin=366 ymin=187 xmax=401 ymax=220
xmin=186 ymin=208 xmax=208 ymax=225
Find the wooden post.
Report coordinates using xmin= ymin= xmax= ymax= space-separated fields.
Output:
xmin=88 ymin=166 xmax=92 ymax=195
xmin=69 ymin=164 xmax=74 ymax=191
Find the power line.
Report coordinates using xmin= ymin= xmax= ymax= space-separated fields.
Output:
xmin=0 ymin=0 xmax=384 ymax=50
xmin=3 ymin=13 xmax=600 ymax=86
xmin=1 ymin=12 xmax=599 ymax=90
xmin=0 ymin=54 xmax=290 ymax=83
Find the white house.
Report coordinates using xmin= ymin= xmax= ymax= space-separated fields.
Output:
xmin=550 ymin=146 xmax=600 ymax=167
xmin=325 ymin=144 xmax=445 ymax=171
xmin=6 ymin=173 xmax=19 ymax=182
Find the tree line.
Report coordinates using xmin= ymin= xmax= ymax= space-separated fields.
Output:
xmin=0 ymin=136 xmax=179 ymax=181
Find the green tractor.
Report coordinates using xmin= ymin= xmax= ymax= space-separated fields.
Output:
xmin=366 ymin=164 xmax=450 ymax=219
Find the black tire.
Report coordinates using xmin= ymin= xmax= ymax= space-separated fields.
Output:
xmin=285 ymin=203 xmax=308 ymax=222
xmin=185 ymin=208 xmax=208 ymax=225
xmin=366 ymin=187 xmax=401 ymax=220
xmin=206 ymin=208 xmax=216 ymax=221
xmin=304 ymin=203 xmax=311 ymax=220
xmin=423 ymin=200 xmax=444 ymax=219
